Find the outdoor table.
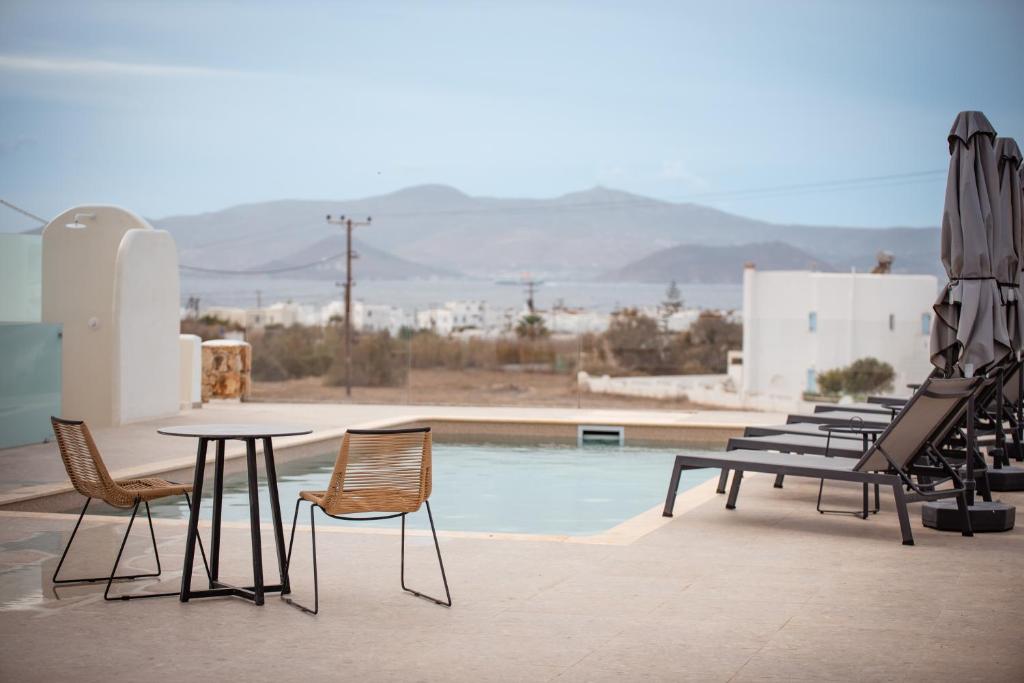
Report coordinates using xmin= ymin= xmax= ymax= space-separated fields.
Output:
xmin=818 ymin=422 xmax=884 ymax=518
xmin=157 ymin=424 xmax=312 ymax=605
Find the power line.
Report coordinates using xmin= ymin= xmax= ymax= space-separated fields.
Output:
xmin=367 ymin=169 xmax=947 ymax=218
xmin=674 ymin=168 xmax=945 ymax=202
xmin=1 ymin=199 xmax=48 ymax=225
xmin=179 ymin=249 xmax=349 ymax=275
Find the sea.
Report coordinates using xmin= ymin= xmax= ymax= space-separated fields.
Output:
xmin=181 ymin=276 xmax=742 ymax=313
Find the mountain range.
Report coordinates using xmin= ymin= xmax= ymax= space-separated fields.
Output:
xmin=150 ymin=184 xmax=941 ymax=283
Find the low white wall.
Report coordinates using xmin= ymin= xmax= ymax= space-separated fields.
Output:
xmin=578 ymin=371 xmax=810 ymax=413
xmin=179 ymin=334 xmax=202 ymax=409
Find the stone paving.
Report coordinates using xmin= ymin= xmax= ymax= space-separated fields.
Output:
xmin=0 ymin=403 xmax=1021 ymax=681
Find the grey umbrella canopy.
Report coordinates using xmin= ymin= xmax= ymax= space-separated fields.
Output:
xmin=930 ymin=111 xmax=1011 ymax=376
xmin=996 ymin=138 xmax=1024 ymax=356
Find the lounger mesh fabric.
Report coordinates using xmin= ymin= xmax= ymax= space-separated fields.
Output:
xmin=854 ymin=376 xmax=976 ymax=472
xmin=50 ymin=417 xmax=191 ymax=508
xmin=300 ymin=429 xmax=431 ymax=515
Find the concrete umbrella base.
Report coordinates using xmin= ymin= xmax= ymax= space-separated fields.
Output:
xmin=986 ymin=466 xmax=1024 ymax=492
xmin=921 ymin=500 xmax=1016 ymax=533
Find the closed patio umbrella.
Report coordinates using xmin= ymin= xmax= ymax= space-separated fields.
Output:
xmin=930 ymin=111 xmax=1011 ymax=377
xmin=988 ymin=138 xmax=1024 ymax=480
xmin=995 ymin=139 xmax=1024 ymax=471
xmin=924 ymin=112 xmax=1017 ymax=531
xmin=996 ymin=138 xmax=1024 ymax=354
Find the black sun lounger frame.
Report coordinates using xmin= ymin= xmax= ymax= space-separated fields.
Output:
xmin=663 ymin=377 xmax=980 ymax=545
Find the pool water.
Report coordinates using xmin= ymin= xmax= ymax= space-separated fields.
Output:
xmin=140 ymin=442 xmax=719 ymax=536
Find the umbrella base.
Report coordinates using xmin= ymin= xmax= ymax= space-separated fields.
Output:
xmin=921 ymin=500 xmax=1015 ymax=533
xmin=987 ymin=466 xmax=1024 ymax=491
xmin=1002 ymin=442 xmax=1024 ymax=462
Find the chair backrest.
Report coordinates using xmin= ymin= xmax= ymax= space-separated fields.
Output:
xmin=50 ymin=417 xmax=134 ymax=507
xmin=319 ymin=427 xmax=431 ymax=515
xmin=853 ymin=376 xmax=980 ymax=473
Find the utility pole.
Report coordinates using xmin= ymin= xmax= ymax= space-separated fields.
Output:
xmin=326 ymin=214 xmax=372 ymax=397
xmin=522 ymin=276 xmax=543 ymax=314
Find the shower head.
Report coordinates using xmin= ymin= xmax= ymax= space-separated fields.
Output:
xmin=65 ymin=212 xmax=95 ymax=229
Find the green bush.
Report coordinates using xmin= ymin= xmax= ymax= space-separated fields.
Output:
xmin=325 ymin=331 xmax=408 ymax=387
xmin=249 ymin=324 xmax=335 ymax=382
xmin=816 ymin=357 xmax=895 ymax=396
xmin=605 ymin=308 xmax=665 ymax=372
xmin=670 ymin=312 xmax=741 ymax=374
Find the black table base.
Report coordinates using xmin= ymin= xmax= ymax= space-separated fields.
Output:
xmin=180 ymin=437 xmax=290 ymax=605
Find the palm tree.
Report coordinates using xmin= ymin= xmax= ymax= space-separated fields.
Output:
xmin=515 ymin=314 xmax=549 ymax=339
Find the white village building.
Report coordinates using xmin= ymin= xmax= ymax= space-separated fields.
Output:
xmin=738 ymin=266 xmax=936 ymax=406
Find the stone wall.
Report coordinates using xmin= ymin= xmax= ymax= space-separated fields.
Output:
xmin=201 ymin=339 xmax=251 ymax=401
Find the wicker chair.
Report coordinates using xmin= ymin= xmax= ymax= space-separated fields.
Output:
xmin=49 ymin=417 xmax=210 ymax=600
xmin=283 ymin=427 xmax=451 ymax=614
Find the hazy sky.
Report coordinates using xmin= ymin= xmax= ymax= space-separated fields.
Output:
xmin=1 ymin=0 xmax=1022 ymax=231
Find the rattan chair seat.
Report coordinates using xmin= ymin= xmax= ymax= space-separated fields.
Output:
xmin=115 ymin=477 xmax=193 ymax=501
xmin=299 ymin=487 xmax=423 ymax=514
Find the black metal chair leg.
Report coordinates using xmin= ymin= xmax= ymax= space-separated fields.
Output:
xmin=282 ymin=500 xmax=319 ymax=615
xmin=716 ymin=469 xmax=729 ymax=494
xmin=892 ymin=484 xmax=915 ymax=546
xmin=663 ymin=456 xmax=684 ymax=517
xmin=52 ymin=498 xmax=94 ymax=584
xmin=772 ymin=474 xmax=785 ymax=489
xmin=104 ymin=500 xmax=140 ymax=599
xmin=401 ymin=501 xmax=452 ymax=607
xmin=53 ymin=498 xmax=161 ymax=586
xmin=725 ymin=471 xmax=743 ymax=509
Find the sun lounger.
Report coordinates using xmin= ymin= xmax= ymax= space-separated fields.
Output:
xmin=744 ymin=422 xmax=866 ymax=439
xmin=727 ymin=432 xmax=865 ymax=459
xmin=663 ymin=376 xmax=979 ymax=545
xmin=785 ymin=410 xmax=891 ymax=428
xmin=814 ymin=402 xmax=898 ymax=416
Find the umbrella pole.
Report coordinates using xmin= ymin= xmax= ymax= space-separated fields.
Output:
xmin=966 ymin=392 xmax=977 ymax=507
xmin=993 ymin=369 xmax=1006 ymax=470
xmin=1017 ymin=358 xmax=1024 ymax=460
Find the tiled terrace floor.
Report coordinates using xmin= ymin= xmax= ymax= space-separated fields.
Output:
xmin=0 ymin=403 xmax=1021 ymax=681
xmin=1 ymin=474 xmax=1022 ymax=681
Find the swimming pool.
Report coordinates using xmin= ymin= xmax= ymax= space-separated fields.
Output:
xmin=137 ymin=441 xmax=719 ymax=536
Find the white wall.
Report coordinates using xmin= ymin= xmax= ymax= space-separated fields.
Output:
xmin=741 ymin=268 xmax=936 ymax=402
xmin=114 ymin=229 xmax=180 ymax=423
xmin=179 ymin=334 xmax=202 ymax=408
xmin=42 ymin=205 xmax=180 ymax=426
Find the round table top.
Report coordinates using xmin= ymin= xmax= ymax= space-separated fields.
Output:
xmin=157 ymin=424 xmax=313 ymax=439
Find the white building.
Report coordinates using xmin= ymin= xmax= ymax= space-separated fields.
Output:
xmin=444 ymin=300 xmax=487 ymax=330
xmin=415 ymin=307 xmax=455 ymax=336
xmin=740 ymin=266 xmax=936 ymax=404
xmin=663 ymin=309 xmax=702 ymax=332
xmin=545 ymin=308 xmax=611 ymax=335
xmin=352 ymin=301 xmax=409 ymax=336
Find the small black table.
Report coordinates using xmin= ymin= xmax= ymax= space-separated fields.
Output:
xmin=157 ymin=424 xmax=312 ymax=605
xmin=818 ymin=422 xmax=885 ymax=518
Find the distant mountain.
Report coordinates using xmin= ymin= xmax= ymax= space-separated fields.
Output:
xmin=256 ymin=235 xmax=458 ymax=280
xmin=603 ymin=241 xmax=834 ymax=284
xmin=151 ymin=184 xmax=942 ymax=281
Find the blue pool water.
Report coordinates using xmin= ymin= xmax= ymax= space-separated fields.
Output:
xmin=142 ymin=441 xmax=719 ymax=536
